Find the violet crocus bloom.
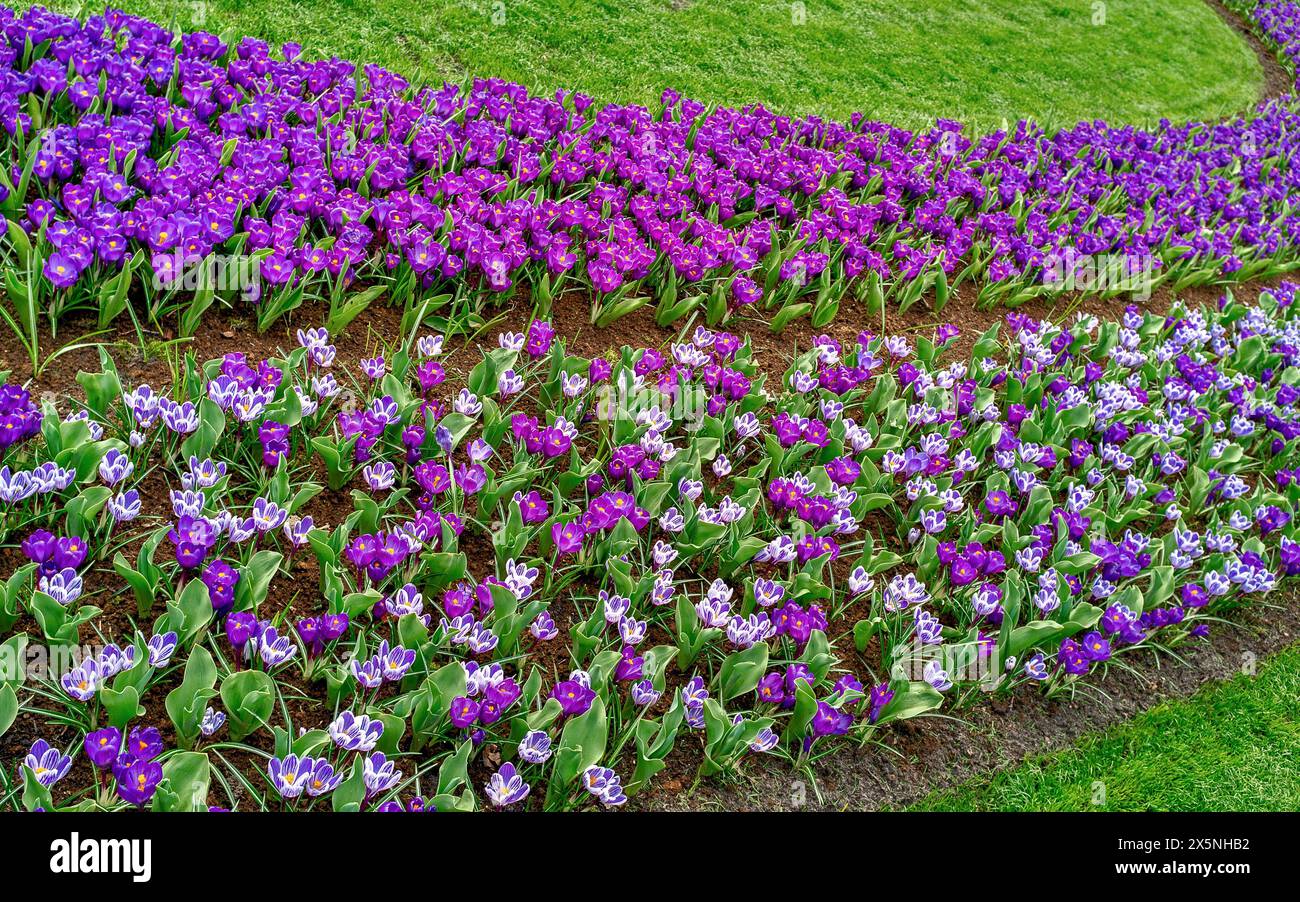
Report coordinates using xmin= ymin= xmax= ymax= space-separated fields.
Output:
xmin=750 ymin=727 xmax=780 ymax=753
xmin=200 ymin=708 xmax=226 ymax=737
xmin=23 ymin=739 xmax=73 ymax=788
xmin=268 ymin=754 xmax=312 ymax=799
xmin=54 ymin=536 xmax=88 ymax=570
xmin=582 ymin=766 xmax=627 ymax=807
xmin=485 ymin=678 xmax=522 ymax=710
xmin=377 ymin=641 xmax=416 ymax=681
xmin=362 ymin=752 xmax=402 ymax=797
xmin=984 ymin=490 xmax=1016 ymax=518
xmin=550 ymin=679 xmax=596 ymax=716
xmin=225 ymin=611 xmax=259 ymax=650
xmin=530 ymin=610 xmax=559 ymax=640
xmin=1057 ymin=639 xmax=1090 ymax=675
xmin=84 ymin=727 xmax=122 ymax=770
xmin=304 ymin=758 xmax=345 ymax=797
xmin=202 ymin=559 xmax=240 ymax=613
xmin=950 ymin=556 xmax=980 ymax=587
xmin=295 ymin=617 xmax=323 ymax=655
xmin=21 ymin=529 xmax=58 ymax=566
xmin=114 ymin=757 xmax=163 ymax=806
xmin=352 ymin=657 xmax=384 ymax=688
xmin=757 ymin=672 xmax=785 ymax=706
xmin=811 ymin=702 xmax=853 ymax=737
xmin=284 ymin=515 xmax=314 ymax=547
xmin=551 ymin=520 xmax=586 ymax=555
xmin=320 ymin=613 xmax=350 ymax=641
xmin=61 ymin=660 xmax=100 ymax=702
xmin=170 ymin=515 xmax=216 ymax=569
xmin=97 ymin=448 xmax=134 ymax=485
xmin=330 ymin=712 xmax=384 ymax=752
xmin=517 ymin=730 xmax=553 ymax=764
xmin=631 ymin=680 xmax=662 ymax=706
xmin=1078 ymin=630 xmax=1112 ymax=662
xmin=484 ymin=762 xmax=530 ymax=807
xmin=825 ymin=456 xmax=861 ymax=486
xmin=125 ymin=726 xmax=164 ymax=762
xmin=867 ymin=684 xmax=894 ymax=723
xmin=108 ymin=489 xmax=142 ymax=522
xmin=147 ymin=632 xmax=178 ymax=667
xmin=449 ymin=696 xmax=480 ymax=728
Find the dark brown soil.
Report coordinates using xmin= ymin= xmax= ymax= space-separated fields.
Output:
xmin=4 ymin=268 xmax=1287 ymax=395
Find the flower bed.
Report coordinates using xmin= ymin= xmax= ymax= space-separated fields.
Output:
xmin=2 ymin=2 xmax=1300 ymax=349
xmin=2 ymin=276 xmax=1299 ymax=810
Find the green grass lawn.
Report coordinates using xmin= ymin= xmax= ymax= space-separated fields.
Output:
xmin=912 ymin=643 xmax=1300 ymax=811
xmin=21 ymin=0 xmax=1263 ymax=131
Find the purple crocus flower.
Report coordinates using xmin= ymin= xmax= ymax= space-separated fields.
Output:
xmin=23 ymin=739 xmax=73 ymax=788
xmin=125 ymin=726 xmax=164 ymax=762
xmin=811 ymin=701 xmax=853 ymax=737
xmin=550 ymin=679 xmax=596 ymax=716
xmin=97 ymin=448 xmax=134 ymax=485
xmin=362 ymin=752 xmax=402 ymax=797
xmin=268 ymin=754 xmax=312 ymax=799
xmin=551 ymin=520 xmax=586 ymax=555
xmin=114 ymin=757 xmax=163 ymax=807
xmin=484 ymin=762 xmax=530 ymax=807
xmin=329 ymin=711 xmax=384 ymax=752
xmin=449 ymin=696 xmax=481 ymax=729
xmin=517 ymin=730 xmax=553 ymax=764
xmin=582 ymin=765 xmax=627 ymax=807
xmin=147 ymin=632 xmax=178 ymax=667
xmin=304 ymin=758 xmax=344 ymax=797
xmin=225 ymin=611 xmax=259 ymax=650
xmin=84 ymin=727 xmax=122 ymax=770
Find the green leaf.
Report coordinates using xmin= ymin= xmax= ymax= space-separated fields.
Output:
xmin=6 ymin=217 xmax=32 ymax=263
xmin=28 ymin=591 xmax=72 ymax=642
xmin=235 ymin=551 xmax=284 ymax=612
xmin=554 ymin=696 xmax=608 ymax=789
xmin=328 ymin=284 xmax=385 ymax=334
xmin=789 ymin=678 xmax=818 ymax=739
xmin=76 ymin=359 xmax=121 ymax=420
xmin=153 ymin=751 xmax=211 ymax=812
xmin=165 ymin=646 xmax=218 ymax=747
xmin=22 ymin=764 xmax=54 ymax=812
xmin=0 ymin=684 xmax=17 ymax=738
xmin=1007 ymin=620 xmax=1069 ymax=659
xmin=435 ymin=412 xmax=477 ymax=452
xmin=219 ymin=669 xmax=276 ymax=740
xmin=437 ymin=739 xmax=474 ymax=796
xmin=98 ymin=258 xmax=135 ymax=329
xmin=719 ymin=642 xmax=769 ymax=701
xmin=100 ymin=684 xmax=142 ymax=730
xmin=0 ymin=634 xmax=29 ymax=691
xmin=179 ymin=254 xmax=218 ymax=338
xmin=331 ymin=757 xmax=367 ymax=812
xmin=770 ymin=302 xmax=812 ymax=333
xmin=876 ymin=680 xmax=944 ymax=724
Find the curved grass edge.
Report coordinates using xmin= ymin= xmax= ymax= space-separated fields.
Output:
xmin=909 ymin=641 xmax=1300 ymax=811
